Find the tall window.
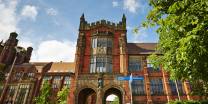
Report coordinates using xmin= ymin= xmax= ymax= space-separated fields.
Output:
xmin=42 ymin=76 xmax=52 ymax=86
xmin=43 ymin=76 xmax=52 ymax=81
xmin=52 ymin=76 xmax=61 ymax=89
xmin=5 ymin=85 xmax=17 ymax=104
xmin=132 ymin=80 xmax=145 ymax=95
xmin=150 ymin=78 xmax=164 ymax=95
xmin=64 ymin=76 xmax=71 ymax=88
xmin=169 ymin=80 xmax=185 ymax=95
xmin=27 ymin=73 xmax=34 ymax=78
xmin=90 ymin=37 xmax=113 ymax=73
xmin=15 ymin=72 xmax=22 ymax=80
xmin=15 ymin=84 xmax=30 ymax=104
xmin=129 ymin=56 xmax=141 ymax=72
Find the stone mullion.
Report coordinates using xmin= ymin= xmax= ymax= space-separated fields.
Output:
xmin=162 ymin=68 xmax=172 ymax=102
xmin=184 ymin=81 xmax=192 ymax=100
xmin=23 ymin=85 xmax=30 ymax=104
xmin=59 ymin=76 xmax=64 ymax=90
xmin=96 ymin=88 xmax=103 ymax=104
xmin=12 ymin=84 xmax=20 ymax=104
xmin=143 ymin=57 xmax=152 ymax=104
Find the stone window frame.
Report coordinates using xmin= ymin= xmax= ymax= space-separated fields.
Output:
xmin=15 ymin=84 xmax=30 ymax=104
xmin=90 ymin=31 xmax=114 ymax=74
xmin=132 ymin=79 xmax=146 ymax=96
xmin=128 ymin=56 xmax=142 ymax=72
xmin=150 ymin=78 xmax=165 ymax=96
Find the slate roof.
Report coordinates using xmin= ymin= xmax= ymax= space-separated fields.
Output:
xmin=127 ymin=43 xmax=158 ymax=55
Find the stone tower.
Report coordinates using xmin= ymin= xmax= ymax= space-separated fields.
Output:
xmin=68 ymin=14 xmax=131 ymax=104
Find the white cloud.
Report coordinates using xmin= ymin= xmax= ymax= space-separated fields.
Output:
xmin=21 ymin=5 xmax=38 ymax=21
xmin=106 ymin=94 xmax=117 ymax=101
xmin=132 ymin=27 xmax=148 ymax=43
xmin=123 ymin=0 xmax=141 ymax=13
xmin=31 ymin=40 xmax=76 ymax=62
xmin=18 ymin=40 xmax=33 ymax=49
xmin=46 ymin=8 xmax=58 ymax=16
xmin=112 ymin=1 xmax=119 ymax=7
xmin=0 ymin=0 xmax=19 ymax=40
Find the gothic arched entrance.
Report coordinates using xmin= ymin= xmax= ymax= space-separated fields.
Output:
xmin=103 ymin=88 xmax=122 ymax=104
xmin=78 ymin=88 xmax=96 ymax=104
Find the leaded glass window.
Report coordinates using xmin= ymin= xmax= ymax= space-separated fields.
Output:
xmin=15 ymin=72 xmax=22 ymax=80
xmin=169 ymin=80 xmax=185 ymax=95
xmin=42 ymin=76 xmax=52 ymax=86
xmin=90 ymin=37 xmax=113 ymax=73
xmin=132 ymin=80 xmax=145 ymax=95
xmin=15 ymin=84 xmax=30 ymax=104
xmin=52 ymin=76 xmax=61 ymax=89
xmin=129 ymin=56 xmax=141 ymax=72
xmin=150 ymin=78 xmax=164 ymax=95
xmin=91 ymin=38 xmax=112 ymax=48
xmin=27 ymin=73 xmax=34 ymax=78
xmin=90 ymin=56 xmax=112 ymax=73
xmin=64 ymin=76 xmax=70 ymax=88
xmin=5 ymin=85 xmax=17 ymax=104
xmin=43 ymin=76 xmax=52 ymax=81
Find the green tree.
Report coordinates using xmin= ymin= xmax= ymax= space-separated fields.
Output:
xmin=35 ymin=81 xmax=52 ymax=104
xmin=111 ymin=96 xmax=119 ymax=104
xmin=57 ymin=86 xmax=69 ymax=104
xmin=144 ymin=0 xmax=208 ymax=96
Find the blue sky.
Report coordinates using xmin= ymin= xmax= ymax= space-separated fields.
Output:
xmin=0 ymin=0 xmax=158 ymax=62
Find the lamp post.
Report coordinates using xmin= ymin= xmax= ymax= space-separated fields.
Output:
xmin=0 ymin=46 xmax=25 ymax=103
xmin=129 ymin=73 xmax=133 ymax=104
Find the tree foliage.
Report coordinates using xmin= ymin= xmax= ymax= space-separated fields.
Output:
xmin=167 ymin=100 xmax=208 ymax=104
xmin=111 ymin=96 xmax=119 ymax=104
xmin=35 ymin=81 xmax=52 ymax=104
xmin=57 ymin=86 xmax=69 ymax=104
xmin=145 ymin=0 xmax=208 ymax=96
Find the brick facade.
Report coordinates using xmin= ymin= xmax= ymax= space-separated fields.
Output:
xmin=0 ymin=15 xmax=200 ymax=104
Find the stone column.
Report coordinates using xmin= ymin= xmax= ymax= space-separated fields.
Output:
xmin=96 ymin=88 xmax=103 ymax=104
xmin=68 ymin=76 xmax=76 ymax=104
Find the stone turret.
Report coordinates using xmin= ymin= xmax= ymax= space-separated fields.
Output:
xmin=24 ymin=47 xmax=33 ymax=63
xmin=79 ymin=13 xmax=86 ymax=30
xmin=0 ymin=32 xmax=18 ymax=65
xmin=122 ymin=14 xmax=126 ymax=30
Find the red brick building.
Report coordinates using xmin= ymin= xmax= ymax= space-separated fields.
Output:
xmin=0 ymin=15 xmax=199 ymax=104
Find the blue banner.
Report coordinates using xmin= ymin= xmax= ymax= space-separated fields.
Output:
xmin=117 ymin=76 xmax=143 ymax=81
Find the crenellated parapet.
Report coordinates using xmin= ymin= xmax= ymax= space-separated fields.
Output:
xmin=79 ymin=14 xmax=126 ymax=31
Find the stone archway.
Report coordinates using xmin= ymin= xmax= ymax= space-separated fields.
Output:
xmin=103 ymin=88 xmax=123 ymax=104
xmin=78 ymin=88 xmax=96 ymax=104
